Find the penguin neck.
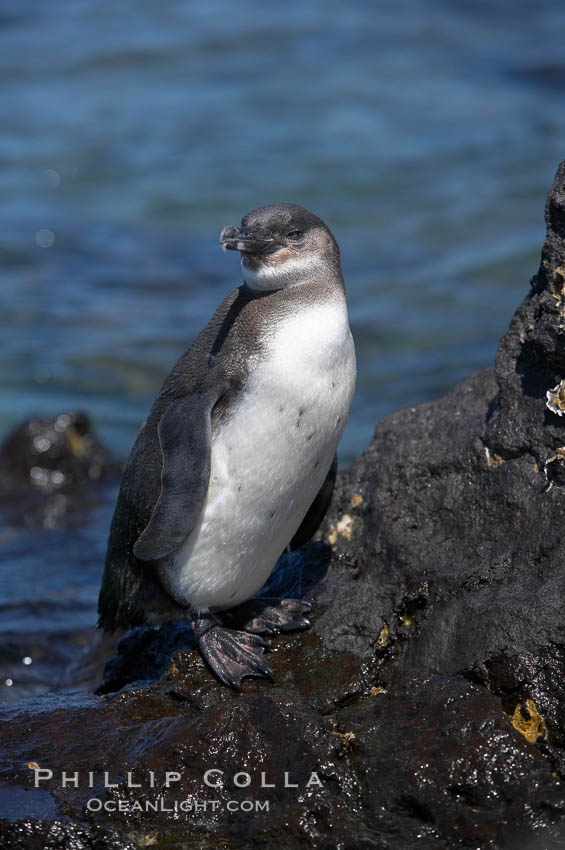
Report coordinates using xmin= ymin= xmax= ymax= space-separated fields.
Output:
xmin=241 ymin=255 xmax=343 ymax=294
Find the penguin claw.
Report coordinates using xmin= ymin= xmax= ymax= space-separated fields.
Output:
xmin=197 ymin=625 xmax=274 ymax=689
xmin=222 ymin=597 xmax=313 ymax=636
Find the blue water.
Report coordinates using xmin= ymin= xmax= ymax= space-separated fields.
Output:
xmin=1 ymin=0 xmax=565 ymax=696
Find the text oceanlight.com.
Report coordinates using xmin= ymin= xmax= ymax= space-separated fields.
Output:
xmin=86 ymin=798 xmax=270 ymax=813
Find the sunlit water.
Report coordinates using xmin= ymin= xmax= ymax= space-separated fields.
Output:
xmin=1 ymin=0 xmax=565 ymax=697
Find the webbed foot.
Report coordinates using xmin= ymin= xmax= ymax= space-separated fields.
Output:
xmin=187 ymin=610 xmax=274 ymax=689
xmin=222 ymin=598 xmax=312 ymax=636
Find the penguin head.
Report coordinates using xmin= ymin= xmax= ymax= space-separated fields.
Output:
xmin=219 ymin=203 xmax=341 ymax=292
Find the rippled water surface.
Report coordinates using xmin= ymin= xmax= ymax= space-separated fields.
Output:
xmin=1 ymin=0 xmax=565 ymax=697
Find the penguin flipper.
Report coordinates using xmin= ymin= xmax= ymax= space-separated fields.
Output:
xmin=133 ymin=393 xmax=215 ymax=562
xmin=289 ymin=453 xmax=338 ymax=550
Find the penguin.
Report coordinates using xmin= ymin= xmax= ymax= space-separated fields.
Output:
xmin=98 ymin=203 xmax=356 ymax=688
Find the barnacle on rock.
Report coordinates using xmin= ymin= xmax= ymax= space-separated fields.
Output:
xmin=544 ymin=447 xmax=565 ymax=472
xmin=545 ymin=380 xmax=565 ymax=416
xmin=485 ymin=447 xmax=505 ymax=468
xmin=543 ymin=447 xmax=565 ymax=489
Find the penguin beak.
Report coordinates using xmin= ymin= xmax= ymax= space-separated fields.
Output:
xmin=219 ymin=225 xmax=278 ymax=255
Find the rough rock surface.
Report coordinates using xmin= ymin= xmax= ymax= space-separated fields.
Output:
xmin=3 ymin=164 xmax=565 ymax=848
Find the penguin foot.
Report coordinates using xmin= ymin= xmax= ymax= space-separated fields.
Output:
xmin=222 ymin=598 xmax=312 ymax=636
xmin=198 ymin=626 xmax=274 ymax=689
xmin=187 ymin=611 xmax=274 ymax=689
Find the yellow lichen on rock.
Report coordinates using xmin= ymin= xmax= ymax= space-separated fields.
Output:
xmin=336 ymin=514 xmax=354 ymax=539
xmin=400 ymin=615 xmax=414 ymax=627
xmin=375 ymin=624 xmax=389 ymax=647
xmin=67 ymin=428 xmax=85 ymax=457
xmin=551 ymin=266 xmax=565 ymax=315
xmin=331 ymin=730 xmax=356 ymax=748
xmin=511 ymin=699 xmax=547 ymax=743
xmin=327 ymin=526 xmax=337 ymax=546
xmin=351 ymin=493 xmax=363 ymax=508
xmin=127 ymin=833 xmax=158 ymax=847
xmin=370 ymin=686 xmax=387 ymax=695
xmin=327 ymin=513 xmax=355 ymax=546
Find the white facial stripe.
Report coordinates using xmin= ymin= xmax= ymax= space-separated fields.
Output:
xmin=242 ymin=255 xmax=323 ymax=290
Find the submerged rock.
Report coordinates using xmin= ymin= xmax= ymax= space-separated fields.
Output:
xmin=4 ymin=163 xmax=565 ymax=848
xmin=0 ymin=411 xmax=110 ymax=489
xmin=0 ymin=411 xmax=120 ymax=527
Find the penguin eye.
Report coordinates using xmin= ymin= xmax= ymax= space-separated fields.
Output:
xmin=287 ymin=230 xmax=303 ymax=240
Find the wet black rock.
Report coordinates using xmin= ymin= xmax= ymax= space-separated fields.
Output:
xmin=0 ymin=819 xmax=137 ymax=850
xmin=96 ymin=619 xmax=196 ymax=695
xmin=0 ymin=411 xmax=110 ymax=489
xmin=3 ymin=163 xmax=565 ymax=848
xmin=0 ymin=411 xmax=121 ymax=527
